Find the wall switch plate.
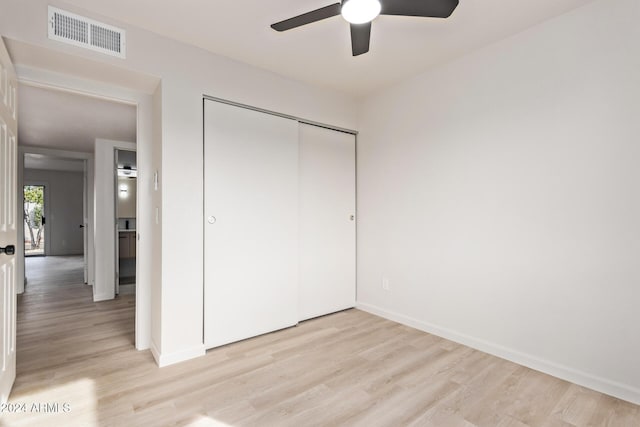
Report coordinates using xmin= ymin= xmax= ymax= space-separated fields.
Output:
xmin=382 ymin=277 xmax=390 ymax=291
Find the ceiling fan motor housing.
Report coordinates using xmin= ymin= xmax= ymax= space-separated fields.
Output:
xmin=271 ymin=0 xmax=459 ymax=56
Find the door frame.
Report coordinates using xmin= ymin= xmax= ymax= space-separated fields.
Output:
xmin=21 ymin=181 xmax=50 ymax=258
xmin=15 ymin=67 xmax=153 ymax=351
xmin=114 ymin=148 xmax=137 ymax=296
xmin=18 ymin=147 xmax=92 ymax=292
xmin=94 ymin=140 xmax=136 ymax=302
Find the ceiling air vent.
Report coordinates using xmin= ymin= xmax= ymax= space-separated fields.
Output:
xmin=48 ymin=6 xmax=126 ymax=59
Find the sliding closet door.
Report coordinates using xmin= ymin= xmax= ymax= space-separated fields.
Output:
xmin=299 ymin=123 xmax=356 ymax=321
xmin=204 ymin=100 xmax=299 ymax=349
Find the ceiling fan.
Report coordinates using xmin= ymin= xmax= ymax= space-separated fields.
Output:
xmin=271 ymin=0 xmax=459 ymax=56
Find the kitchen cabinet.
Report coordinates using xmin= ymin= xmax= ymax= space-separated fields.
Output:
xmin=118 ymin=231 xmax=136 ymax=259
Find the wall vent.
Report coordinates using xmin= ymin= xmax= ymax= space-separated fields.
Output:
xmin=48 ymin=6 xmax=126 ymax=59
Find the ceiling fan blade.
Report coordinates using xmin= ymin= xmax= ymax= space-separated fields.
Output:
xmin=271 ymin=3 xmax=342 ymax=32
xmin=380 ymin=0 xmax=459 ymax=18
xmin=350 ymin=23 xmax=371 ymax=56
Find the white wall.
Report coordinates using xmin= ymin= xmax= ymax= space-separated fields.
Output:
xmin=0 ymin=0 xmax=359 ymax=364
xmin=23 ymin=168 xmax=83 ymax=255
xmin=357 ymin=0 xmax=640 ymax=404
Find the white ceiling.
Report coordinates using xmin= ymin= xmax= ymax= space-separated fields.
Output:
xmin=18 ymin=84 xmax=137 ymax=152
xmin=62 ymin=0 xmax=596 ymax=96
xmin=6 ymin=39 xmax=160 ymax=95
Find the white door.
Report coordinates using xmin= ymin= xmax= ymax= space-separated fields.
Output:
xmin=299 ymin=123 xmax=356 ymax=321
xmin=0 ymin=38 xmax=18 ymax=403
xmin=204 ymin=100 xmax=299 ymax=349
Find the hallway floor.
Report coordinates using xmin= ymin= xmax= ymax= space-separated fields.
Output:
xmin=8 ymin=256 xmax=138 ymax=426
xmin=25 ymin=255 xmax=85 ymax=290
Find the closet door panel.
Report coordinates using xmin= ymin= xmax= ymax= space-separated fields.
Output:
xmin=204 ymin=100 xmax=299 ymax=349
xmin=299 ymin=124 xmax=356 ymax=321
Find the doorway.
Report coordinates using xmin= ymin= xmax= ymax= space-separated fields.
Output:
xmin=115 ymin=149 xmax=137 ymax=295
xmin=16 ymin=83 xmax=138 ymax=337
xmin=16 ymin=64 xmax=154 ymax=358
xmin=22 ymin=154 xmax=87 ymax=290
xmin=23 ymin=184 xmax=46 ymax=257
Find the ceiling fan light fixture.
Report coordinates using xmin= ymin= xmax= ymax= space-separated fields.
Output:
xmin=117 ymin=166 xmax=137 ymax=178
xmin=341 ymin=0 xmax=381 ymax=24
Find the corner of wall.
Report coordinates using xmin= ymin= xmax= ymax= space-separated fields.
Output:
xmin=93 ymin=292 xmax=115 ymax=302
xmin=149 ymin=338 xmax=161 ymax=366
xmin=150 ymin=82 xmax=163 ymax=352
xmin=153 ymin=344 xmax=205 ymax=368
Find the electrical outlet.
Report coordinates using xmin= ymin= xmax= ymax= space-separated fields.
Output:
xmin=382 ymin=277 xmax=390 ymax=291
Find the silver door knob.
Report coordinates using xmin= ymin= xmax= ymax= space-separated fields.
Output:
xmin=207 ymin=216 xmax=216 ymax=224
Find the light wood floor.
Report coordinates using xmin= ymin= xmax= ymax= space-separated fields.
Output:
xmin=3 ymin=257 xmax=639 ymax=426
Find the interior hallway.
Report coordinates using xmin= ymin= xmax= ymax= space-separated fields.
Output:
xmin=4 ymin=257 xmax=639 ymax=426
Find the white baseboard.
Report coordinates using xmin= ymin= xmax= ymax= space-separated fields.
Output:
xmin=135 ymin=339 xmax=150 ymax=352
xmin=356 ymin=301 xmax=640 ymax=405
xmin=93 ymin=293 xmax=114 ymax=302
xmin=150 ymin=342 xmax=205 ymax=368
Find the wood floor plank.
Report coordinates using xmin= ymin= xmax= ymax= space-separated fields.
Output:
xmin=2 ymin=255 xmax=639 ymax=426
